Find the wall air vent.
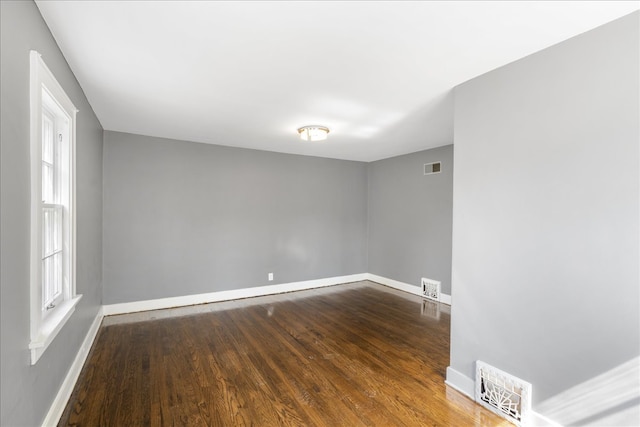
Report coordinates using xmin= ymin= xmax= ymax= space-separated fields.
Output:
xmin=475 ymin=361 xmax=532 ymax=426
xmin=421 ymin=278 xmax=441 ymax=302
xmin=424 ymin=161 xmax=441 ymax=175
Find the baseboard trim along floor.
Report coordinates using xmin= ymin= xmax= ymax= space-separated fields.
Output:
xmin=102 ymin=273 xmax=451 ymax=317
xmin=42 ymin=308 xmax=104 ymax=427
xmin=102 ymin=273 xmax=369 ymax=316
xmin=366 ymin=273 xmax=452 ymax=305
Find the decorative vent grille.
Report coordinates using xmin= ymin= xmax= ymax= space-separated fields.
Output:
xmin=424 ymin=162 xmax=441 ymax=175
xmin=475 ymin=361 xmax=532 ymax=426
xmin=421 ymin=278 xmax=440 ymax=302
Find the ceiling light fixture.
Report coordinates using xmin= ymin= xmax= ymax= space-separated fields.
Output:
xmin=297 ymin=125 xmax=330 ymax=142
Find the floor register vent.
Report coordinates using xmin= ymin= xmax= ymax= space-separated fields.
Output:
xmin=421 ymin=278 xmax=441 ymax=302
xmin=475 ymin=361 xmax=532 ymax=426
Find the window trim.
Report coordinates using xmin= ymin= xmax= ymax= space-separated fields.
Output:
xmin=29 ymin=50 xmax=81 ymax=365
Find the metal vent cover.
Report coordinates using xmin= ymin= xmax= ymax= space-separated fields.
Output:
xmin=475 ymin=361 xmax=532 ymax=426
xmin=421 ymin=278 xmax=440 ymax=302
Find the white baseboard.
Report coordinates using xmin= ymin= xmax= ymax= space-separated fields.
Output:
xmin=529 ymin=411 xmax=562 ymax=427
xmin=103 ymin=273 xmax=369 ymax=316
xmin=445 ymin=366 xmax=475 ymax=399
xmin=42 ymin=307 xmax=104 ymax=427
xmin=365 ymin=273 xmax=452 ymax=305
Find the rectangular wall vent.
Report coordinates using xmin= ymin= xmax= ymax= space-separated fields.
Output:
xmin=424 ymin=161 xmax=441 ymax=175
xmin=475 ymin=361 xmax=532 ymax=426
xmin=421 ymin=278 xmax=441 ymax=302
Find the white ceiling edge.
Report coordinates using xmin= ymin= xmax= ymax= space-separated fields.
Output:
xmin=35 ymin=1 xmax=640 ymax=162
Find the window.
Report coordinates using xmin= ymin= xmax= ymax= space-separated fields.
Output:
xmin=29 ymin=51 xmax=81 ymax=364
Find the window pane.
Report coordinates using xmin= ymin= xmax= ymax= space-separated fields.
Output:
xmin=42 ymin=206 xmax=62 ymax=257
xmin=53 ymin=251 xmax=62 ymax=297
xmin=54 ymin=207 xmax=61 ymax=251
xmin=42 ymin=204 xmax=63 ymax=307
xmin=42 ymin=114 xmax=53 ymax=164
xmin=42 ymin=163 xmax=54 ymax=203
xmin=42 ymin=255 xmax=51 ymax=307
xmin=42 ymin=252 xmax=62 ymax=308
xmin=43 ymin=208 xmax=50 ymax=256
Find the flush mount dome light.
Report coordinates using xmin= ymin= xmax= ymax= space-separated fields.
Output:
xmin=297 ymin=125 xmax=330 ymax=142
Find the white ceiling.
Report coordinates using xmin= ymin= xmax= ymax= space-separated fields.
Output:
xmin=36 ymin=1 xmax=639 ymax=162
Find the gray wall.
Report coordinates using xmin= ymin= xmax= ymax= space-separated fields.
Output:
xmin=103 ymin=131 xmax=368 ymax=304
xmin=367 ymin=145 xmax=454 ymax=294
xmin=0 ymin=2 xmax=104 ymax=426
xmin=449 ymin=10 xmax=639 ymax=411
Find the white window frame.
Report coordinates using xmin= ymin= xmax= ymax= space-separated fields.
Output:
xmin=29 ymin=50 xmax=81 ymax=365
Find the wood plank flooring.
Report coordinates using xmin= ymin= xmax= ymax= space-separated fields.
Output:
xmin=59 ymin=281 xmax=507 ymax=426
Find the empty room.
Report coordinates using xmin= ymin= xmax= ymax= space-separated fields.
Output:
xmin=1 ymin=1 xmax=638 ymax=426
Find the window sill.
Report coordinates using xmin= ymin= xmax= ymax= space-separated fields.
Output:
xmin=29 ymin=295 xmax=82 ymax=365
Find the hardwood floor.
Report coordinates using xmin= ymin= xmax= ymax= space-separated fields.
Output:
xmin=59 ymin=281 xmax=507 ymax=426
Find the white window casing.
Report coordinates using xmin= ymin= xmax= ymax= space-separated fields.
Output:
xmin=29 ymin=50 xmax=81 ymax=365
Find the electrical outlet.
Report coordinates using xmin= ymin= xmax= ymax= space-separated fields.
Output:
xmin=268 ymin=273 xmax=273 ymax=281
